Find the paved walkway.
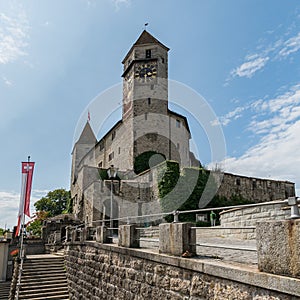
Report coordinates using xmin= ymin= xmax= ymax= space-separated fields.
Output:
xmin=139 ymin=228 xmax=258 ymax=266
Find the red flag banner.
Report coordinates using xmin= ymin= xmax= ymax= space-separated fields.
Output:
xmin=16 ymin=161 xmax=35 ymax=236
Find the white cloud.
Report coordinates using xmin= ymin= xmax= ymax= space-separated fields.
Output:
xmin=229 ymin=29 xmax=300 ymax=80
xmin=111 ymin=0 xmax=131 ymax=10
xmin=278 ymin=32 xmax=300 ymax=57
xmin=0 ymin=189 xmax=48 ymax=230
xmin=212 ymin=106 xmax=245 ymax=126
xmin=222 ymin=84 xmax=300 ymax=195
xmin=2 ymin=76 xmax=13 ymax=86
xmin=231 ymin=56 xmax=269 ymax=78
xmin=0 ymin=10 xmax=29 ymax=65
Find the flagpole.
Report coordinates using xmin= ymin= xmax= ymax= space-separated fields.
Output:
xmin=16 ymin=156 xmax=30 ymax=300
xmin=19 ymin=156 xmax=30 ymax=259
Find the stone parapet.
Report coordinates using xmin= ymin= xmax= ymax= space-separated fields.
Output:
xmin=159 ymin=222 xmax=195 ymax=256
xmin=118 ymin=225 xmax=139 ymax=248
xmin=257 ymin=219 xmax=300 ymax=278
xmin=65 ymin=241 xmax=300 ymax=299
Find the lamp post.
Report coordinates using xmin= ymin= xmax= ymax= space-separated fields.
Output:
xmin=107 ymin=165 xmax=118 ymax=229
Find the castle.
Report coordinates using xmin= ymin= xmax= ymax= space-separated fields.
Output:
xmin=70 ymin=31 xmax=295 ymax=226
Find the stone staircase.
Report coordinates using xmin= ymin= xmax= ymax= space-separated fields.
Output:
xmin=0 ymin=281 xmax=10 ymax=300
xmin=17 ymin=254 xmax=69 ymax=300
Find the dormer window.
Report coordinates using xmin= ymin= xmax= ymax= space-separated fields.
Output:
xmin=146 ymin=49 xmax=151 ymax=58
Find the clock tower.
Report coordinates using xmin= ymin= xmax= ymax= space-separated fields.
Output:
xmin=121 ymin=30 xmax=170 ymax=120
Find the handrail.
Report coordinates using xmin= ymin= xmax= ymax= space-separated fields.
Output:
xmin=91 ymin=199 xmax=290 ymax=224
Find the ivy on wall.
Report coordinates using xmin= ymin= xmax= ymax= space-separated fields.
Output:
xmin=157 ymin=161 xmax=254 ymax=223
xmin=134 ymin=151 xmax=166 ymax=174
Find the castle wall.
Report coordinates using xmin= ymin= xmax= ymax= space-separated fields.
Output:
xmin=94 ymin=120 xmax=133 ymax=170
xmin=215 ymin=172 xmax=295 ymax=203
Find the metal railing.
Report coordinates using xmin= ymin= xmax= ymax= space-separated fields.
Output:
xmin=66 ymin=197 xmax=299 ymax=257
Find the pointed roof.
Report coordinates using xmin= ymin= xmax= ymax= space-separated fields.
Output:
xmin=134 ymin=30 xmax=169 ymax=50
xmin=76 ymin=121 xmax=97 ymax=145
xmin=122 ymin=30 xmax=169 ymax=64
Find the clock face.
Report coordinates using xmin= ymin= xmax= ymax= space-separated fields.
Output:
xmin=135 ymin=64 xmax=157 ymax=83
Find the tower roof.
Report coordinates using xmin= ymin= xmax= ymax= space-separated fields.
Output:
xmin=76 ymin=121 xmax=97 ymax=145
xmin=133 ymin=30 xmax=169 ymax=50
xmin=122 ymin=30 xmax=169 ymax=64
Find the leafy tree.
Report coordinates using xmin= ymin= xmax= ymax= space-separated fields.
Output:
xmin=34 ymin=189 xmax=71 ymax=217
xmin=26 ymin=211 xmax=49 ymax=236
xmin=27 ymin=189 xmax=71 ymax=237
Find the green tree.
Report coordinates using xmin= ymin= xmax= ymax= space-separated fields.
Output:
xmin=34 ymin=189 xmax=71 ymax=217
xmin=26 ymin=211 xmax=49 ymax=236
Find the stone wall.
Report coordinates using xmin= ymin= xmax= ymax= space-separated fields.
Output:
xmin=220 ymin=201 xmax=293 ymax=239
xmin=65 ymin=242 xmax=299 ymax=299
xmin=215 ymin=172 xmax=295 ymax=203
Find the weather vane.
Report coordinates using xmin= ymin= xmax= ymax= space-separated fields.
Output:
xmin=144 ymin=23 xmax=149 ymax=30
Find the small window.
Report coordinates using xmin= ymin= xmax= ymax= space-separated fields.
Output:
xmin=112 ymin=131 xmax=116 ymax=141
xmin=146 ymin=49 xmax=151 ymax=58
xmin=176 ymin=119 xmax=181 ymax=128
xmin=98 ymin=161 xmax=103 ymax=168
xmin=145 ymin=113 xmax=148 ymax=120
xmin=148 ymin=98 xmax=151 ymax=105
xmin=252 ymin=179 xmax=257 ymax=189
xmin=236 ymin=178 xmax=241 ymax=186
xmin=99 ymin=141 xmax=104 ymax=151
xmin=118 ymin=147 xmax=121 ymax=154
xmin=109 ymin=152 xmax=114 ymax=161
xmin=161 ymin=57 xmax=164 ymax=63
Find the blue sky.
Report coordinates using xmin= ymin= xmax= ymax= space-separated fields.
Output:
xmin=1 ymin=0 xmax=300 ymax=229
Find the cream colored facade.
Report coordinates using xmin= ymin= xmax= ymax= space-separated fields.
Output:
xmin=70 ymin=31 xmax=295 ymax=225
xmin=71 ymin=31 xmax=197 ymax=222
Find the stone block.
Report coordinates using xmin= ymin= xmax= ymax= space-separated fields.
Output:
xmin=96 ymin=226 xmax=112 ymax=243
xmin=159 ymin=223 xmax=196 ymax=256
xmin=257 ymin=219 xmax=300 ymax=278
xmin=118 ymin=225 xmax=140 ymax=248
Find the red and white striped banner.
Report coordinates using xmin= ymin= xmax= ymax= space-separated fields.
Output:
xmin=15 ymin=161 xmax=35 ymax=237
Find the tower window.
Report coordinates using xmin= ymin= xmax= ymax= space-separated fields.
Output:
xmin=176 ymin=119 xmax=181 ymax=128
xmin=112 ymin=131 xmax=116 ymax=140
xmin=161 ymin=57 xmax=164 ymax=63
xmin=148 ymin=98 xmax=151 ymax=105
xmin=236 ymin=178 xmax=241 ymax=186
xmin=118 ymin=147 xmax=121 ymax=154
xmin=146 ymin=49 xmax=151 ymax=58
xmin=99 ymin=141 xmax=104 ymax=151
xmin=109 ymin=152 xmax=114 ymax=161
xmin=98 ymin=161 xmax=103 ymax=168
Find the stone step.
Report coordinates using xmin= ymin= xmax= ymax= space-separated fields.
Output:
xmin=21 ymin=274 xmax=67 ymax=283
xmin=0 ymin=281 xmax=11 ymax=300
xmin=18 ymin=288 xmax=69 ymax=300
xmin=19 ymin=285 xmax=69 ymax=295
xmin=23 ymin=267 xmax=66 ymax=275
xmin=20 ymin=281 xmax=67 ymax=290
xmin=17 ymin=254 xmax=69 ymax=300
xmin=20 ymin=280 xmax=67 ymax=289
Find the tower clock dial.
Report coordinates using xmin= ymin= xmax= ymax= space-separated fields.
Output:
xmin=135 ymin=63 xmax=157 ymax=82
